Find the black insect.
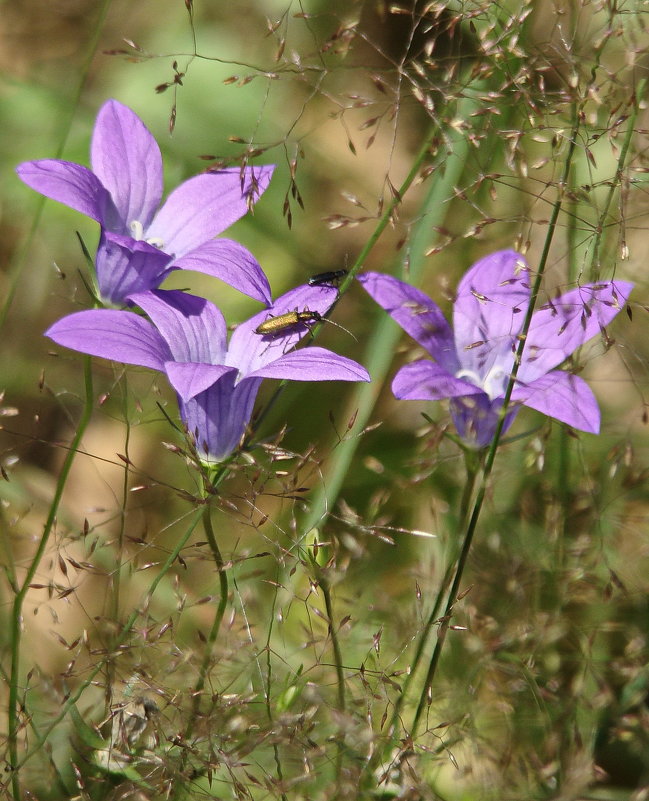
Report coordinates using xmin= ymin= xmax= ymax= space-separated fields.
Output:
xmin=308 ymin=269 xmax=348 ymax=287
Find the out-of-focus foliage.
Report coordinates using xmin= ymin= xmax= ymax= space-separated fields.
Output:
xmin=1 ymin=1 xmax=649 ymax=799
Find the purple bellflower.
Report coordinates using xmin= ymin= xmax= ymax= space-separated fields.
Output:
xmin=46 ymin=284 xmax=370 ymax=462
xmin=16 ymin=99 xmax=274 ymax=306
xmin=358 ymin=250 xmax=633 ymax=447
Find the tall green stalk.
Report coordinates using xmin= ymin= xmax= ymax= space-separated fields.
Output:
xmin=103 ymin=387 xmax=133 ymax=740
xmin=389 ymin=455 xmax=480 ymax=735
xmin=410 ymin=126 xmax=581 ymax=738
xmin=173 ymin=466 xmax=231 ymax=799
xmin=321 ymin=574 xmax=346 ymax=788
xmin=7 ymin=357 xmax=94 ymax=800
xmin=588 ymin=81 xmax=646 ymax=281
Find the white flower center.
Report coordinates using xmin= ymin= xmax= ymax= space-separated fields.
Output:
xmin=128 ymin=220 xmax=165 ymax=250
xmin=456 ymin=363 xmax=509 ymax=401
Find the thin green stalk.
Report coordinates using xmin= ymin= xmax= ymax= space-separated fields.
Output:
xmin=321 ymin=578 xmax=345 ymax=713
xmin=321 ymin=576 xmax=346 ymax=787
xmin=7 ymin=357 xmax=93 ymax=800
xmin=556 ymin=98 xmax=580 ymax=571
xmin=589 ymin=78 xmax=646 ymax=281
xmin=173 ymin=468 xmax=231 ymax=799
xmin=0 ymin=499 xmax=18 ymax=596
xmin=13 ymin=505 xmax=205 ymax=775
xmin=185 ymin=504 xmax=229 ymax=729
xmin=388 ymin=457 xmax=479 ymax=736
xmin=263 ymin=579 xmax=288 ymax=801
xmin=103 ymin=388 xmax=133 ymax=733
xmin=410 ymin=125 xmax=581 ymax=738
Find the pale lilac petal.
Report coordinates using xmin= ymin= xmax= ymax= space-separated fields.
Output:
xmin=179 ymin=374 xmax=262 ymax=462
xmin=172 ymin=239 xmax=271 ymax=305
xmin=357 ymin=272 xmax=458 ymax=373
xmin=453 ymin=250 xmax=530 ymax=381
xmin=512 ymin=371 xmax=600 ymax=433
xmin=450 ymin=396 xmax=519 ymax=448
xmin=97 ymin=232 xmax=173 ymax=304
xmin=228 ymin=284 xmax=339 ymax=376
xmin=164 ymin=362 xmax=236 ymax=402
xmin=90 ymin=100 xmax=163 ymax=231
xmin=518 ymin=281 xmax=634 ymax=383
xmin=16 ymin=160 xmax=115 ymax=225
xmin=147 ymin=165 xmax=275 ymax=255
xmin=392 ymin=360 xmax=484 ymax=401
xmin=247 ymin=347 xmax=370 ymax=382
xmin=45 ymin=310 xmax=169 ymax=369
xmin=128 ymin=290 xmax=228 ymax=365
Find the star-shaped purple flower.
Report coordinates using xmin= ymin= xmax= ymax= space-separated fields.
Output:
xmin=16 ymin=99 xmax=274 ymax=306
xmin=46 ymin=284 xmax=370 ymax=462
xmin=359 ymin=250 xmax=633 ymax=447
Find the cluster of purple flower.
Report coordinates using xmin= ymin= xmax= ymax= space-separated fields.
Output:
xmin=18 ymin=101 xmax=633 ymax=460
xmin=17 ymin=100 xmax=369 ymax=462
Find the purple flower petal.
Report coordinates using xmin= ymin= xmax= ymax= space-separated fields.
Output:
xmin=146 ymin=166 xmax=275 ymax=255
xmin=128 ymin=290 xmax=228 ymax=365
xmin=97 ymin=232 xmax=173 ymax=304
xmin=172 ymin=238 xmax=272 ymax=305
xmin=228 ymin=284 xmax=339 ymax=376
xmin=518 ymin=281 xmax=634 ymax=383
xmin=15 ymin=160 xmax=115 ymax=225
xmin=180 ymin=374 xmax=262 ymax=462
xmin=90 ymin=100 xmax=163 ymax=233
xmin=512 ymin=371 xmax=600 ymax=433
xmin=453 ymin=250 xmax=530 ymax=382
xmin=357 ymin=272 xmax=457 ymax=373
xmin=45 ymin=309 xmax=170 ymax=369
xmin=164 ymin=362 xmax=236 ymax=402
xmin=392 ymin=360 xmax=484 ymax=401
xmin=248 ymin=347 xmax=371 ymax=382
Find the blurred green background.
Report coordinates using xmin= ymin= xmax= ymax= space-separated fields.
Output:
xmin=2 ymin=1 xmax=649 ymax=799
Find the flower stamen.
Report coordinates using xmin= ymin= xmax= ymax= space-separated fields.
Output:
xmin=129 ymin=220 xmax=165 ymax=250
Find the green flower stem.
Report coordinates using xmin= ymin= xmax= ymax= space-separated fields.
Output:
xmin=172 ymin=467 xmax=231 ymax=799
xmin=388 ymin=456 xmax=480 ymax=736
xmin=7 ymin=357 xmax=93 ymax=800
xmin=410 ymin=122 xmax=581 ymax=738
xmin=321 ymin=577 xmax=345 ymax=713
xmin=321 ymin=574 xmax=346 ymax=787
xmin=104 ymin=388 xmax=133 ymax=727
xmin=184 ymin=505 xmax=228 ymax=728
xmin=12 ymin=505 xmax=205 ymax=777
xmin=262 ymin=584 xmax=288 ymax=801
xmin=557 ymin=98 xmax=580 ymax=570
xmin=589 ymin=77 xmax=646 ymax=281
